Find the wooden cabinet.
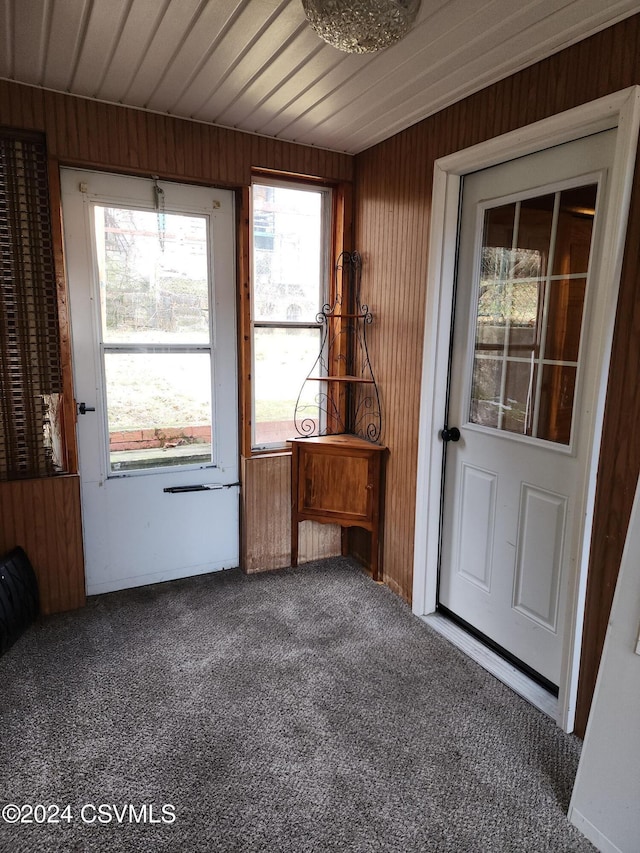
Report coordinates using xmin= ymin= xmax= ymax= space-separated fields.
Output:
xmin=291 ymin=434 xmax=387 ymax=580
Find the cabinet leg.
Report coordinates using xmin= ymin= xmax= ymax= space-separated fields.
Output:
xmin=341 ymin=527 xmax=349 ymax=556
xmin=370 ymin=527 xmax=381 ymax=582
xmin=291 ymin=518 xmax=299 ymax=567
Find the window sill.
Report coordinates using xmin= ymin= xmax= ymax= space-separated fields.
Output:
xmin=245 ymin=446 xmax=292 ymax=460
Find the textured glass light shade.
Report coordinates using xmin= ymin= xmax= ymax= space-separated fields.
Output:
xmin=302 ymin=0 xmax=422 ymax=54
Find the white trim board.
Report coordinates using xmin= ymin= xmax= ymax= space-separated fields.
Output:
xmin=569 ymin=809 xmax=624 ymax=853
xmin=422 ymin=613 xmax=558 ymax=720
xmin=412 ymin=86 xmax=640 ymax=732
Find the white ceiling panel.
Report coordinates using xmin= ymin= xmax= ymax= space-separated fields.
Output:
xmin=40 ymin=0 xmax=90 ymax=91
xmin=328 ymin=0 xmax=639 ymax=152
xmin=120 ymin=0 xmax=204 ymax=106
xmin=258 ymin=52 xmax=370 ymax=139
xmin=164 ymin=3 xmax=272 ymax=121
xmin=143 ymin=0 xmax=242 ymax=113
xmin=212 ymin=28 xmax=326 ymax=130
xmin=2 ymin=0 xmax=639 ymax=154
xmin=11 ymin=0 xmax=49 ymax=82
xmin=194 ymin=2 xmax=308 ymax=123
xmin=95 ymin=0 xmax=172 ymax=103
xmin=231 ymin=44 xmax=328 ymax=131
xmin=70 ymin=0 xmax=131 ymax=95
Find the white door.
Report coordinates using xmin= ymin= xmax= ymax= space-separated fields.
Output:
xmin=439 ymin=130 xmax=615 ymax=687
xmin=61 ymin=169 xmax=239 ymax=596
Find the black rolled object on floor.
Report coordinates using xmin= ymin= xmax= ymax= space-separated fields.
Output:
xmin=0 ymin=546 xmax=40 ymax=656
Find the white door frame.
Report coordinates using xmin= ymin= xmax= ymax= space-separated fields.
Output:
xmin=412 ymin=86 xmax=640 ymax=731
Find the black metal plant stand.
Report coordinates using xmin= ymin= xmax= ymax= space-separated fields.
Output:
xmin=294 ymin=251 xmax=382 ymax=442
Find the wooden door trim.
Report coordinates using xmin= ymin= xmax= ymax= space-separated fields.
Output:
xmin=412 ymin=86 xmax=640 ymax=732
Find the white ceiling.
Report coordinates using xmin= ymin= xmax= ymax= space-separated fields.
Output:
xmin=1 ymin=0 xmax=639 ymax=154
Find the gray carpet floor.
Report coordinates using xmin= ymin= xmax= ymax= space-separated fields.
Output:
xmin=0 ymin=557 xmax=594 ymax=853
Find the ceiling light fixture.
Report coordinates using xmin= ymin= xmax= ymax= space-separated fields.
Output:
xmin=301 ymin=0 xmax=422 ymax=54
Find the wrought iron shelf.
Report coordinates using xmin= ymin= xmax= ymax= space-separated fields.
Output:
xmin=307 ymin=375 xmax=375 ymax=384
xmin=324 ymin=313 xmax=368 ymax=319
xmin=294 ymin=250 xmax=382 ymax=442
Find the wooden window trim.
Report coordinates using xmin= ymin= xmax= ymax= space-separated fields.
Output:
xmin=238 ymin=176 xmax=352 ymax=459
xmin=48 ymin=156 xmax=77 ymax=474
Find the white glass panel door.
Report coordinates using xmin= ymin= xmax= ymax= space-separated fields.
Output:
xmin=62 ymin=169 xmax=238 ymax=595
xmin=439 ymin=130 xmax=615 ymax=687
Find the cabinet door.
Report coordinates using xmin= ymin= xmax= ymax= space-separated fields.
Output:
xmin=298 ymin=447 xmax=375 ymax=523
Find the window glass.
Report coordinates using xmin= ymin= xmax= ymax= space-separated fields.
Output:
xmin=469 ymin=183 xmax=597 ymax=445
xmin=105 ymin=352 xmax=212 ymax=472
xmin=252 ymin=186 xmax=323 ymax=324
xmin=251 ymin=182 xmax=329 ymax=449
xmin=93 ymin=205 xmax=215 ymax=473
xmin=96 ymin=207 xmax=209 ymax=344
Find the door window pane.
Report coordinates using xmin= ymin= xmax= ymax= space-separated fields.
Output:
xmin=536 ymin=364 xmax=577 ymax=444
xmin=501 ymin=359 xmax=537 ymax=435
xmin=515 ymin=194 xmax=554 ymax=278
xmin=95 ymin=207 xmax=210 ymax=344
xmin=552 ymin=186 xmax=598 ymax=276
xmin=469 ymin=183 xmax=597 ymax=445
xmin=476 ymin=279 xmax=543 ymax=358
xmin=481 ymin=203 xmax=515 ymax=276
xmin=105 ymin=352 xmax=212 ymax=472
xmin=545 ymin=278 xmax=587 ymax=362
xmin=470 ymin=357 xmax=502 ymax=429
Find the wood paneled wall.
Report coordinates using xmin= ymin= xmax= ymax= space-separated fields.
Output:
xmin=354 ymin=15 xmax=640 ymax=734
xmin=0 ymin=81 xmax=353 ymax=611
xmin=0 ymin=82 xmax=353 ymax=186
xmin=0 ymin=475 xmax=85 ymax=614
xmin=241 ymin=454 xmax=341 ymax=572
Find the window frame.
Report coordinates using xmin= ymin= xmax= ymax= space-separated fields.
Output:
xmin=249 ymin=177 xmax=333 ymax=453
xmin=88 ymin=200 xmax=218 ymax=476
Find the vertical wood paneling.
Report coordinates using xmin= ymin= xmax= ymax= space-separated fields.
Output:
xmin=241 ymin=454 xmax=340 ymax=573
xmin=0 ymin=475 xmax=85 ymax=614
xmin=0 ymin=80 xmax=352 ymax=615
xmin=354 ymin=15 xmax=640 ymax=733
xmin=0 ymin=82 xmax=353 ymax=186
xmin=299 ymin=519 xmax=342 ymax=564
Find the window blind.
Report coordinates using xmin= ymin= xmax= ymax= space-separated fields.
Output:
xmin=0 ymin=130 xmax=65 ymax=480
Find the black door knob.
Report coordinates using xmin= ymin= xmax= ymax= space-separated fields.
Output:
xmin=441 ymin=426 xmax=461 ymax=442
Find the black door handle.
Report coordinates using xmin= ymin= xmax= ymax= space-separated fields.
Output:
xmin=441 ymin=426 xmax=460 ymax=442
xmin=77 ymin=402 xmax=96 ymax=415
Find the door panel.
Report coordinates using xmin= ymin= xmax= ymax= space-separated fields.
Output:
xmin=439 ymin=130 xmax=615 ymax=686
xmin=513 ymin=484 xmax=566 ymax=631
xmin=61 ymin=169 xmax=239 ymax=595
xmin=457 ymin=464 xmax=496 ymax=592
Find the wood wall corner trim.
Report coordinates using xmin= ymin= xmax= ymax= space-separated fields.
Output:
xmin=48 ymin=156 xmax=78 ymax=474
xmin=237 ymin=187 xmax=253 ymax=459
